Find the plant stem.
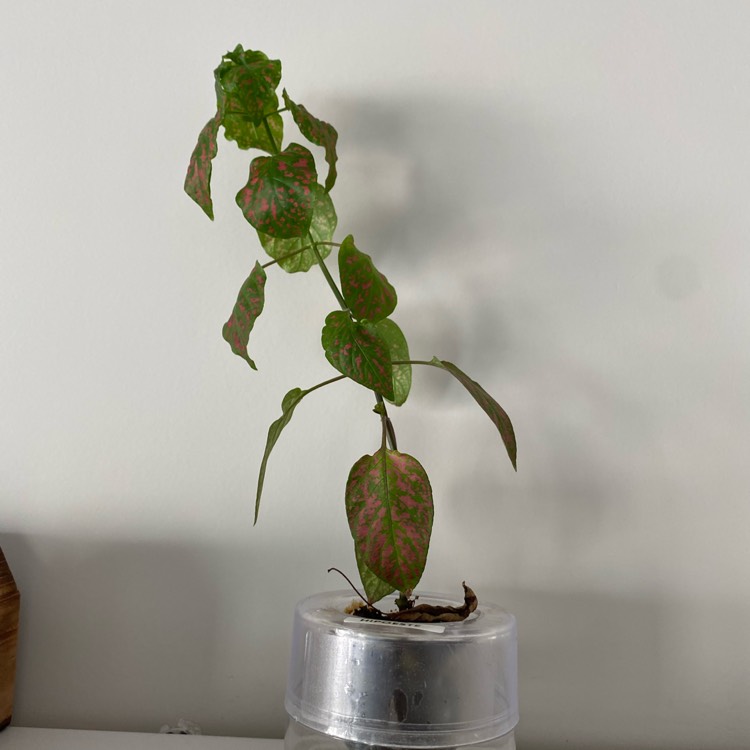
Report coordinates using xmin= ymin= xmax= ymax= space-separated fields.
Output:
xmin=262 ymin=116 xmax=279 ymax=154
xmin=261 ymin=244 xmax=312 ymax=269
xmin=376 ymin=393 xmax=397 ymax=451
xmin=306 ymin=374 xmax=346 ymax=395
xmin=262 ymin=242 xmax=342 ymax=269
xmin=392 ymin=359 xmax=436 ymax=366
xmin=260 ymin=115 xmax=398 ymax=456
xmin=395 ymin=591 xmax=412 ymax=611
xmin=310 ymin=234 xmax=349 ymax=311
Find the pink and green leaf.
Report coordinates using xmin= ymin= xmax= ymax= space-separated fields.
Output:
xmin=321 ymin=311 xmax=394 ymax=400
xmin=221 ymin=262 xmax=267 ymax=370
xmin=235 ymin=143 xmax=317 ymax=239
xmin=214 ymin=45 xmax=281 ymax=127
xmin=184 ymin=111 xmax=221 ymax=219
xmin=338 ymin=235 xmax=397 ymax=322
xmin=258 ymin=184 xmax=337 ymax=273
xmin=363 ymin=319 xmax=411 ymax=406
xmin=430 ymin=357 xmax=517 ymax=470
xmin=346 ymin=449 xmax=433 ymax=592
xmin=223 ymin=106 xmax=283 ymax=154
xmin=356 ymin=545 xmax=395 ymax=604
xmin=255 ymin=387 xmax=308 ymax=523
xmin=283 ymin=89 xmax=338 ymax=192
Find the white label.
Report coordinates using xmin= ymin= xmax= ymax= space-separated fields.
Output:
xmin=344 ymin=616 xmax=445 ymax=634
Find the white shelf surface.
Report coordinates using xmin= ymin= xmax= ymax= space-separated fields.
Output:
xmin=0 ymin=728 xmax=284 ymax=749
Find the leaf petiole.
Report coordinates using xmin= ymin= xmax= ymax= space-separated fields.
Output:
xmin=306 ymin=373 xmax=346 ymax=394
xmin=262 ymin=115 xmax=280 ymax=154
xmin=310 ymin=234 xmax=349 ymax=311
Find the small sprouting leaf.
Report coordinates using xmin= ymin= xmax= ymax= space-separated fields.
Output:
xmin=255 ymin=387 xmax=308 ymax=523
xmin=184 ymin=111 xmax=221 ymax=219
xmin=346 ymin=448 xmax=433 ymax=592
xmin=431 ymin=357 xmax=517 ymax=470
xmin=356 ymin=545 xmax=395 ymax=604
xmin=338 ymin=235 xmax=397 ymax=322
xmin=364 ymin=319 xmax=411 ymax=406
xmin=258 ymin=184 xmax=337 ymax=273
xmin=214 ymin=45 xmax=281 ymax=127
xmin=221 ymin=262 xmax=267 ymax=369
xmin=283 ymin=89 xmax=338 ymax=192
xmin=236 ymin=143 xmax=317 ymax=239
xmin=321 ymin=311 xmax=394 ymax=400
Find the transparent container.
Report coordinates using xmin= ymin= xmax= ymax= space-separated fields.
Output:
xmin=284 ymin=591 xmax=518 ymax=750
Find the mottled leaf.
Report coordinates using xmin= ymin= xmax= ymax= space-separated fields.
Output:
xmin=235 ymin=143 xmax=317 ymax=239
xmin=430 ymin=357 xmax=517 ymax=470
xmin=283 ymin=89 xmax=338 ymax=192
xmin=258 ymin=184 xmax=337 ymax=273
xmin=363 ymin=319 xmax=411 ymax=406
xmin=338 ymin=235 xmax=397 ymax=322
xmin=223 ymin=106 xmax=283 ymax=154
xmin=221 ymin=262 xmax=267 ymax=369
xmin=255 ymin=387 xmax=308 ymax=523
xmin=356 ymin=545 xmax=395 ymax=604
xmin=321 ymin=311 xmax=394 ymax=400
xmin=214 ymin=45 xmax=281 ymax=128
xmin=184 ymin=111 xmax=221 ymax=219
xmin=346 ymin=449 xmax=433 ymax=592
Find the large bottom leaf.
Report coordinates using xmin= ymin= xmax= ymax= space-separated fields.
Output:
xmin=346 ymin=448 xmax=433 ymax=592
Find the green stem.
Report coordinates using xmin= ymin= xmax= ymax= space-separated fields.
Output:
xmin=395 ymin=591 xmax=412 ymax=611
xmin=308 ymin=239 xmax=399 ymax=452
xmin=262 ymin=116 xmax=280 ymax=154
xmin=376 ymin=393 xmax=397 ymax=451
xmin=262 ymin=242 xmax=342 ymax=269
xmin=261 ymin=109 xmax=398 ymax=460
xmin=306 ymin=374 xmax=346 ymax=395
xmin=392 ymin=359 xmax=437 ymax=367
xmin=310 ymin=234 xmax=349 ymax=311
xmin=261 ymin=244 xmax=312 ymax=269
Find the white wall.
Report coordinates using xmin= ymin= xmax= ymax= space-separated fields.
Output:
xmin=2 ymin=2 xmax=749 ymax=748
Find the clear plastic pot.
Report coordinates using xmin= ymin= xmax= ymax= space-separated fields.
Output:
xmin=284 ymin=591 xmax=518 ymax=750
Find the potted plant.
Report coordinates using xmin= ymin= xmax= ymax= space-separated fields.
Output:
xmin=185 ymin=45 xmax=519 ymax=750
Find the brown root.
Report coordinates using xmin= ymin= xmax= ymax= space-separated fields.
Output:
xmin=351 ymin=582 xmax=478 ymax=623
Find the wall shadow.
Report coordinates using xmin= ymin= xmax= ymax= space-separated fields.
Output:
xmin=0 ymin=531 xmax=292 ymax=736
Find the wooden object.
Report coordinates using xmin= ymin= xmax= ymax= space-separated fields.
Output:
xmin=0 ymin=548 xmax=20 ymax=730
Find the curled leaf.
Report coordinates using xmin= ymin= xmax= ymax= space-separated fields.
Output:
xmin=283 ymin=89 xmax=338 ymax=192
xmin=346 ymin=448 xmax=433 ymax=592
xmin=255 ymin=387 xmax=308 ymax=523
xmin=236 ymin=143 xmax=317 ymax=239
xmin=430 ymin=357 xmax=517 ymax=470
xmin=353 ymin=582 xmax=478 ymax=623
xmin=184 ymin=111 xmax=221 ymax=219
xmin=214 ymin=45 xmax=281 ymax=128
xmin=338 ymin=235 xmax=397 ymax=322
xmin=222 ymin=262 xmax=267 ymax=369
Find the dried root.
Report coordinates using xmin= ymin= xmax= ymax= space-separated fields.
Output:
xmin=352 ymin=582 xmax=478 ymax=623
